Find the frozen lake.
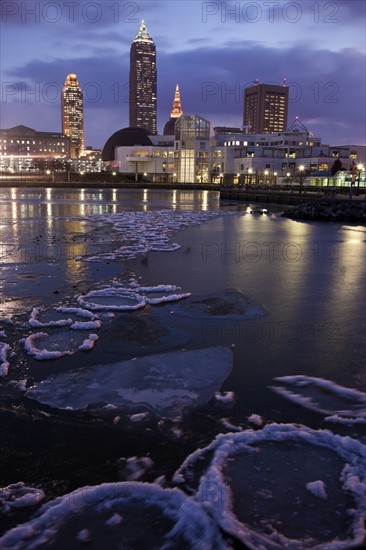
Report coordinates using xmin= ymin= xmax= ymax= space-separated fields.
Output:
xmin=0 ymin=187 xmax=365 ymax=548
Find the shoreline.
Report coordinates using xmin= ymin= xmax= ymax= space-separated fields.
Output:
xmin=0 ymin=181 xmax=219 ymax=191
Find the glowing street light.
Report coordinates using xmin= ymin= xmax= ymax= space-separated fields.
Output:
xmin=357 ymin=164 xmax=364 ymax=191
xmin=299 ymin=165 xmax=305 ymax=197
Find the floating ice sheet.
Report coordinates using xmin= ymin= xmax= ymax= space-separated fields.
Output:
xmin=25 ymin=347 xmax=233 ymax=418
xmin=170 ymin=290 xmax=266 ymax=320
xmin=0 ymin=482 xmax=228 ymax=550
xmin=23 ymin=330 xmax=98 ymax=360
xmin=29 ymin=307 xmax=101 ymax=330
xmin=270 ymin=375 xmax=366 ymax=424
xmin=79 ymin=209 xmax=228 ymax=263
xmin=100 ymin=310 xmax=189 ymax=357
xmin=175 ymin=424 xmax=366 ymax=550
xmin=78 ymin=288 xmax=146 ymax=311
xmin=28 ymin=308 xmax=73 ymax=328
xmin=0 ymin=342 xmax=11 ymax=377
xmin=0 ymin=482 xmax=45 ymax=515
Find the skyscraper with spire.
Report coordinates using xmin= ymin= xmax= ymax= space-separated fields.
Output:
xmin=163 ymin=84 xmax=183 ymax=135
xmin=129 ymin=20 xmax=157 ymax=134
xmin=61 ymin=73 xmax=84 ymax=158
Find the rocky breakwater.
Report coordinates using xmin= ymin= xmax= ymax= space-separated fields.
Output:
xmin=282 ymin=198 xmax=366 ymax=223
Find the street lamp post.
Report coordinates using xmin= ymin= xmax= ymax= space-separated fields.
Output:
xmin=274 ymin=171 xmax=277 ymax=186
xmin=264 ymin=169 xmax=269 ymax=185
xmin=220 ymin=172 xmax=223 ymax=185
xmin=248 ymin=167 xmax=253 ymax=185
xmin=143 ymin=172 xmax=147 ymax=184
xmin=299 ymin=165 xmax=305 ymax=200
xmin=357 ymin=164 xmax=364 ymax=194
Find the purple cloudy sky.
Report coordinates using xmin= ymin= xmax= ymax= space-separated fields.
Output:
xmin=1 ymin=0 xmax=365 ymax=147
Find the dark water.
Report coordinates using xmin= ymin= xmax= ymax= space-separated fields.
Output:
xmin=0 ymin=187 xmax=365 ymax=538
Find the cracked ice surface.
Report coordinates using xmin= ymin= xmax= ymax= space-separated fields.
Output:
xmin=25 ymin=347 xmax=233 ymax=418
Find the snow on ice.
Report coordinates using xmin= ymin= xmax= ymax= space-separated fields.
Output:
xmin=25 ymin=347 xmax=233 ymax=418
xmin=78 ymin=288 xmax=146 ymax=311
xmin=0 ymin=483 xmax=45 ymax=515
xmin=174 ymin=424 xmax=366 ymax=550
xmin=270 ymin=375 xmax=366 ymax=424
xmin=76 ymin=209 xmax=227 ymax=263
xmin=0 ymin=482 xmax=228 ymax=550
xmin=0 ymin=342 xmax=11 ymax=377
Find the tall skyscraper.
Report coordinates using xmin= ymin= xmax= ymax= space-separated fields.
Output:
xmin=129 ymin=20 xmax=157 ymax=134
xmin=61 ymin=74 xmax=84 ymax=158
xmin=243 ymin=82 xmax=289 ymax=134
xmin=163 ymin=84 xmax=183 ymax=135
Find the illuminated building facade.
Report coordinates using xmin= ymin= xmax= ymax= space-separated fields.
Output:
xmin=62 ymin=73 xmax=84 ymax=158
xmin=174 ymin=115 xmax=210 ymax=183
xmin=129 ymin=21 xmax=157 ymax=135
xmin=163 ymin=84 xmax=183 ymax=135
xmin=244 ymin=83 xmax=288 ymax=134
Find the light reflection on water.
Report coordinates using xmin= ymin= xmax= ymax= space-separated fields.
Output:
xmin=0 ymin=187 xmax=365 ymax=397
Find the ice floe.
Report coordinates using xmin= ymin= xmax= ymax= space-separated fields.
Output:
xmin=0 ymin=482 xmax=228 ymax=550
xmin=170 ymin=289 xmax=266 ymax=320
xmin=247 ymin=413 xmax=265 ymax=427
xmin=23 ymin=332 xmax=74 ymax=360
xmin=23 ymin=329 xmax=98 ymax=360
xmin=28 ymin=307 xmax=101 ymax=330
xmin=215 ymin=391 xmax=235 ymax=404
xmin=270 ymin=375 xmax=366 ymax=424
xmin=117 ymin=456 xmax=154 ymax=481
xmin=174 ymin=423 xmax=366 ymax=550
xmin=137 ymin=285 xmax=191 ymax=305
xmin=306 ymin=480 xmax=328 ymax=500
xmin=28 ymin=308 xmax=73 ymax=328
xmin=0 ymin=342 xmax=11 ymax=377
xmin=25 ymin=347 xmax=233 ymax=418
xmin=78 ymin=288 xmax=146 ymax=311
xmin=0 ymin=483 xmax=45 ymax=514
xmin=77 ymin=209 xmax=227 ymax=263
xmin=78 ymin=333 xmax=99 ymax=351
xmin=129 ymin=412 xmax=149 ymax=422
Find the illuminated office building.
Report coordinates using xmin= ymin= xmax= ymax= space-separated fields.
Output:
xmin=244 ymin=82 xmax=288 ymax=134
xmin=62 ymin=73 xmax=84 ymax=158
xmin=129 ymin=20 xmax=157 ymax=134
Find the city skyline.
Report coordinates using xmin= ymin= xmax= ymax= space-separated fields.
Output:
xmin=1 ymin=0 xmax=365 ymax=147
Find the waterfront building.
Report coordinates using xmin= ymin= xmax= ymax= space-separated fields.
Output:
xmin=129 ymin=21 xmax=157 ymax=135
xmin=174 ymin=115 xmax=211 ymax=183
xmin=244 ymin=82 xmax=289 ymax=134
xmin=101 ymin=118 xmax=365 ymax=187
xmin=61 ymin=74 xmax=84 ymax=158
xmin=213 ymin=118 xmax=366 ymax=185
xmin=102 ymin=127 xmax=174 ymax=182
xmin=0 ymin=125 xmax=70 ymax=172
